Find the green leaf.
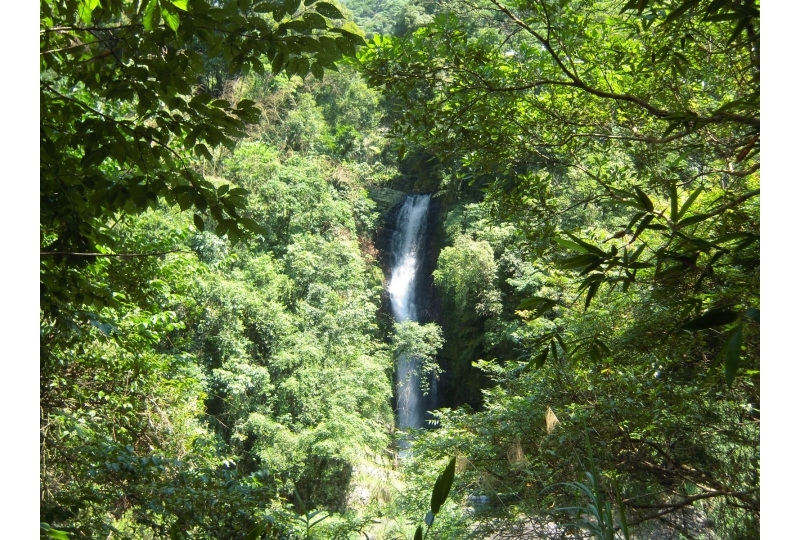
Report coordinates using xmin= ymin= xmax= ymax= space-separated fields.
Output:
xmin=554 ymin=333 xmax=570 ymax=355
xmin=303 ymin=12 xmax=328 ymax=29
xmin=143 ymin=0 xmax=160 ymax=30
xmin=414 ymin=526 xmax=424 ymax=540
xmin=669 ymin=184 xmax=679 ymax=222
xmin=162 ymin=5 xmax=180 ymax=32
xmin=254 ymin=2 xmax=278 ymax=12
xmin=681 ymin=308 xmax=738 ymax=331
xmin=271 ymin=51 xmax=286 ymax=73
xmin=631 ymin=214 xmax=653 ymax=242
xmin=292 ymin=486 xmax=308 ymax=516
xmin=744 ymin=308 xmax=759 ymax=323
xmin=633 ymin=186 xmax=654 ymax=212
xmin=626 ymin=211 xmax=646 ymax=233
xmin=314 ymin=2 xmax=344 ymax=19
xmin=564 ymin=232 xmax=607 ymax=256
xmin=286 ymin=0 xmax=302 ymax=14
xmin=194 ymin=143 xmax=213 ymax=161
xmin=42 ymin=523 xmax=71 ymax=540
xmin=430 ymin=456 xmax=457 ymax=515
xmin=723 ymin=323 xmax=744 ymax=387
xmin=677 ymin=186 xmax=703 ymax=220
xmin=517 ymin=297 xmax=557 ymax=315
xmin=550 ymin=339 xmax=559 ymax=361
xmin=553 ymin=237 xmax=589 ymax=253
xmin=79 ymin=0 xmax=100 ymax=24
xmin=310 ymin=62 xmax=324 ymax=80
xmin=170 ymin=0 xmax=189 ymax=10
xmin=558 ymin=254 xmax=601 ymax=270
xmin=584 ymin=280 xmax=600 ymax=310
xmin=239 ymin=217 xmax=267 ymax=235
xmin=528 ymin=346 xmax=549 ymax=370
xmin=662 ymin=0 xmax=701 ymax=24
xmin=193 ymin=214 xmax=205 ymax=232
xmin=677 ymin=212 xmax=716 ymax=227
xmin=628 ymin=243 xmax=646 ymax=263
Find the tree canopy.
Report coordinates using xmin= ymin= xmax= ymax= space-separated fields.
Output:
xmin=39 ymin=0 xmax=760 ymax=538
xmin=41 ymin=0 xmax=365 ymax=327
xmin=358 ymin=0 xmax=760 ymax=536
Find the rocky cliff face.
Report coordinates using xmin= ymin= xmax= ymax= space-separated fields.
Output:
xmin=367 ymin=186 xmax=407 ymax=217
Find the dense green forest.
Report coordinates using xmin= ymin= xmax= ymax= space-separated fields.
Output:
xmin=40 ymin=0 xmax=759 ymax=539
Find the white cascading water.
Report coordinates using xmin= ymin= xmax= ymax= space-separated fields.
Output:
xmin=388 ymin=194 xmax=432 ymax=430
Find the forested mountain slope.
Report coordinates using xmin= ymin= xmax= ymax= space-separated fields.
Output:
xmin=40 ymin=0 xmax=758 ymax=538
xmin=358 ymin=0 xmax=759 ymax=537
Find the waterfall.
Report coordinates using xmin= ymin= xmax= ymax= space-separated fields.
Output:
xmin=388 ymin=194 xmax=432 ymax=431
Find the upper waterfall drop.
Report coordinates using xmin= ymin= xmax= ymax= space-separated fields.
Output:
xmin=387 ymin=194 xmax=432 ymax=430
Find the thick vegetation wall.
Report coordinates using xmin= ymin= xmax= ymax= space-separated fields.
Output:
xmin=40 ymin=0 xmax=759 ymax=539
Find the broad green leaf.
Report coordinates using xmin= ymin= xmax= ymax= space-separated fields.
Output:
xmin=414 ymin=526 xmax=424 ymax=540
xmin=744 ymin=308 xmax=759 ymax=323
xmin=254 ymin=2 xmax=279 ymax=12
xmin=271 ymin=51 xmax=286 ymax=73
xmin=193 ymin=214 xmax=205 ymax=232
xmin=310 ymin=62 xmax=324 ymax=80
xmin=162 ymin=6 xmax=180 ymax=32
xmin=336 ymin=37 xmax=356 ymax=57
xmin=314 ymin=2 xmax=344 ymax=19
xmin=681 ymin=308 xmax=738 ymax=331
xmin=170 ymin=0 xmax=188 ymax=10
xmin=286 ymin=0 xmax=302 ymax=14
xmin=302 ymin=12 xmax=328 ymax=29
xmin=430 ymin=456 xmax=456 ymax=514
xmin=194 ymin=143 xmax=213 ymax=161
xmin=143 ymin=0 xmax=160 ymax=30
xmin=79 ymin=0 xmax=100 ymax=24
